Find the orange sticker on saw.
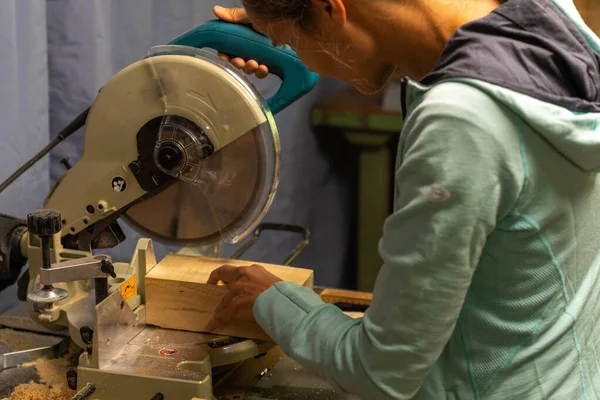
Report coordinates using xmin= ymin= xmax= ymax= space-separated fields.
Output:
xmin=121 ymin=276 xmax=136 ymax=301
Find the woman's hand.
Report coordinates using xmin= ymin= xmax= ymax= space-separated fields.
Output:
xmin=204 ymin=264 xmax=281 ymax=335
xmin=213 ymin=6 xmax=270 ymax=79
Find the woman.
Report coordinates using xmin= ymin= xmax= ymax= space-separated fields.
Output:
xmin=206 ymin=0 xmax=600 ymax=398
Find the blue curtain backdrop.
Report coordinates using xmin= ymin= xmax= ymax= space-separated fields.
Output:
xmin=0 ymin=0 xmax=353 ymax=312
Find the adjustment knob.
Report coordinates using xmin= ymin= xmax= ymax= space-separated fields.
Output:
xmin=27 ymin=210 xmax=62 ymax=237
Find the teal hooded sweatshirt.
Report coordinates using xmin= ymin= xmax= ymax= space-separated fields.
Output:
xmin=253 ymin=0 xmax=600 ymax=398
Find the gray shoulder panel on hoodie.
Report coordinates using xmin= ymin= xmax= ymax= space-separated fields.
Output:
xmin=421 ymin=0 xmax=600 ymax=113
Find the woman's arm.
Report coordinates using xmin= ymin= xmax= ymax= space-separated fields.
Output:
xmin=253 ymin=83 xmax=524 ymax=399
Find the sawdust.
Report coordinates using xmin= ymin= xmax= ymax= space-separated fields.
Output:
xmin=3 ymin=382 xmax=74 ymax=400
xmin=0 ymin=327 xmax=65 ymax=353
xmin=0 ymin=317 xmax=42 ymax=333
xmin=32 ymin=358 xmax=71 ymax=387
xmin=3 ymin=355 xmax=76 ymax=400
xmin=0 ymin=330 xmax=41 ymax=352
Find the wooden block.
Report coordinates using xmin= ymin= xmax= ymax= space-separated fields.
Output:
xmin=319 ymin=288 xmax=372 ymax=306
xmin=343 ymin=312 xmax=365 ymax=319
xmin=145 ymin=254 xmax=314 ymax=341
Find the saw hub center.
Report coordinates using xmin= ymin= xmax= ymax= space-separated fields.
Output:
xmin=156 ymin=143 xmax=184 ymax=171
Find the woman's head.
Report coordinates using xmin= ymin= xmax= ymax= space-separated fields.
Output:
xmin=243 ymin=0 xmax=396 ymax=93
xmin=241 ymin=0 xmax=503 ymax=93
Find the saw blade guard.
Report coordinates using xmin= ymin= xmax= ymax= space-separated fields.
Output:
xmin=127 ymin=45 xmax=280 ymax=245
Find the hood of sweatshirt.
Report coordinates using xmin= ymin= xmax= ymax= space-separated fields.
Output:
xmin=403 ymin=0 xmax=600 ymax=172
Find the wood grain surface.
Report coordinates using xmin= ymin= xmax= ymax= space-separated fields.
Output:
xmin=145 ymin=254 xmax=314 ymax=341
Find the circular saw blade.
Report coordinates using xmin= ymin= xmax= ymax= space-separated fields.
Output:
xmin=124 ymin=127 xmax=265 ymax=244
xmin=123 ymin=45 xmax=280 ymax=245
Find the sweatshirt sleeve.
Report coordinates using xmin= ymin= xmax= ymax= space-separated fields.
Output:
xmin=253 ymin=84 xmax=523 ymax=399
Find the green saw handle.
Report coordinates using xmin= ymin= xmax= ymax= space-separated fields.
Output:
xmin=169 ymin=20 xmax=319 ymax=114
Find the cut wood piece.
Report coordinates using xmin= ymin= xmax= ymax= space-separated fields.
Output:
xmin=319 ymin=288 xmax=372 ymax=306
xmin=145 ymin=254 xmax=314 ymax=341
xmin=343 ymin=312 xmax=365 ymax=319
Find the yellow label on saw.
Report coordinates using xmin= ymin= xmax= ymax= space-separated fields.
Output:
xmin=121 ymin=276 xmax=136 ymax=301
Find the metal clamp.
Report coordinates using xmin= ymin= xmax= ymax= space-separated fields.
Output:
xmin=229 ymin=223 xmax=311 ymax=266
xmin=39 ymin=255 xmax=115 ymax=285
xmin=35 ymin=254 xmax=115 ymax=305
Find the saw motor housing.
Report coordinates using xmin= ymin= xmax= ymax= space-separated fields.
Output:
xmin=47 ymin=49 xmax=277 ymax=249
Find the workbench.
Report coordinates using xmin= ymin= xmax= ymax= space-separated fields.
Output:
xmin=0 ymin=288 xmax=368 ymax=400
xmin=312 ymin=86 xmax=403 ymax=292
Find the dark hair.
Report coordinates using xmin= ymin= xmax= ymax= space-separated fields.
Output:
xmin=242 ymin=0 xmax=314 ymax=28
xmin=243 ymin=0 xmax=510 ymax=28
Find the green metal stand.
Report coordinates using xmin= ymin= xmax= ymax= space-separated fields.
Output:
xmin=312 ymin=87 xmax=403 ymax=291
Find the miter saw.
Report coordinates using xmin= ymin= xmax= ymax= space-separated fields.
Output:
xmin=0 ymin=20 xmax=320 ymax=399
